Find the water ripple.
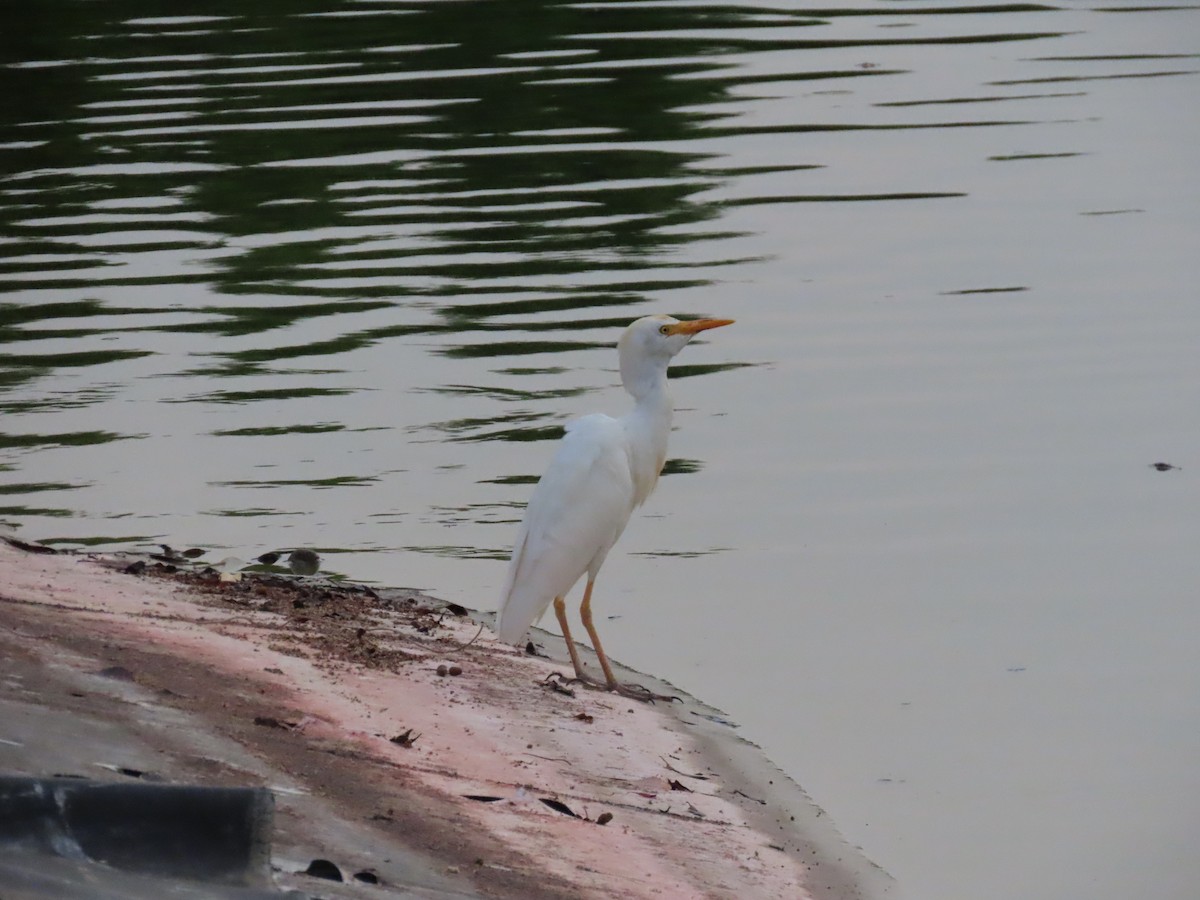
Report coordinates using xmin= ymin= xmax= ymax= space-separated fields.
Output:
xmin=0 ymin=0 xmax=1156 ymax=548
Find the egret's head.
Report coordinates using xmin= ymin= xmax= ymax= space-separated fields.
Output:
xmin=618 ymin=315 xmax=734 ymax=394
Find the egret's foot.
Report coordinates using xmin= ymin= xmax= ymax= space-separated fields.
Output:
xmin=562 ymin=671 xmax=679 ymax=703
xmin=608 ymin=680 xmax=681 ymax=704
xmin=558 ymin=669 xmax=606 ymax=691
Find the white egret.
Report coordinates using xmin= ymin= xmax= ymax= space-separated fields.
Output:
xmin=495 ymin=314 xmax=734 ymax=700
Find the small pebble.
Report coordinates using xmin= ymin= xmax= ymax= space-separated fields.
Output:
xmin=448 ymin=664 xmax=462 ymax=676
xmin=436 ymin=664 xmax=449 ymax=677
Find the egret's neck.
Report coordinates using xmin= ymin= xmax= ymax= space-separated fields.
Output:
xmin=621 ymin=361 xmax=673 ymax=506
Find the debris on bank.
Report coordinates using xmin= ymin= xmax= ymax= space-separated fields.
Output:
xmin=0 ymin=537 xmax=891 ymax=899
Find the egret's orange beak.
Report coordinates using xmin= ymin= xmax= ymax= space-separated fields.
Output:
xmin=666 ymin=318 xmax=735 ymax=336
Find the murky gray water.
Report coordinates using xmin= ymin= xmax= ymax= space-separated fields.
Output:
xmin=3 ymin=3 xmax=1199 ymax=898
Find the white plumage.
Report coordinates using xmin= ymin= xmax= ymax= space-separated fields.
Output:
xmin=495 ymin=414 xmax=634 ymax=644
xmin=495 ymin=314 xmax=734 ymax=699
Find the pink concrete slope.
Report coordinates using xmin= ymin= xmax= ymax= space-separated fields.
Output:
xmin=0 ymin=540 xmax=890 ymax=899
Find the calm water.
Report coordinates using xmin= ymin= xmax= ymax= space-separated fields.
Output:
xmin=3 ymin=2 xmax=1199 ymax=898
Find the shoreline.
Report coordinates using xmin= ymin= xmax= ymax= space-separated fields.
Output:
xmin=0 ymin=538 xmax=892 ymax=898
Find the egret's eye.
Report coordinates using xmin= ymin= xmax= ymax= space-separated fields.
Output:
xmin=658 ymin=325 xmax=670 ymax=335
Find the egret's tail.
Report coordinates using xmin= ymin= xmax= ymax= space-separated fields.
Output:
xmin=495 ymin=529 xmax=545 ymax=644
xmin=495 ymin=597 xmax=526 ymax=645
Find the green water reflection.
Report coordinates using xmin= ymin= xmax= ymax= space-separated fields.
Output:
xmin=1 ymin=0 xmax=1079 ymax=536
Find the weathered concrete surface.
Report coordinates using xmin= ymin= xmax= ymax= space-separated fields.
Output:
xmin=0 ymin=540 xmax=893 ymax=899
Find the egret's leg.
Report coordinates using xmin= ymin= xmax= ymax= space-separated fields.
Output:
xmin=579 ymin=578 xmax=619 ymax=687
xmin=580 ymin=579 xmax=678 ymax=703
xmin=553 ymin=595 xmax=591 ymax=682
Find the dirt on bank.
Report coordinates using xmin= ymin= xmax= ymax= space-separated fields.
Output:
xmin=0 ymin=538 xmax=892 ymax=899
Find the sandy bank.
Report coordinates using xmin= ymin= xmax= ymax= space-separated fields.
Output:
xmin=0 ymin=539 xmax=892 ymax=898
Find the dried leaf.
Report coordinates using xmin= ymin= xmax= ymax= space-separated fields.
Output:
xmin=253 ymin=715 xmax=295 ymax=730
xmin=524 ymin=640 xmax=549 ymax=658
xmin=660 ymin=756 xmax=710 ymax=780
xmin=389 ymin=728 xmax=420 ymax=748
xmin=539 ymin=798 xmax=579 ymax=818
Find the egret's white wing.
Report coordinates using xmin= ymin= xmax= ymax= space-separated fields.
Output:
xmin=496 ymin=414 xmax=635 ymax=644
